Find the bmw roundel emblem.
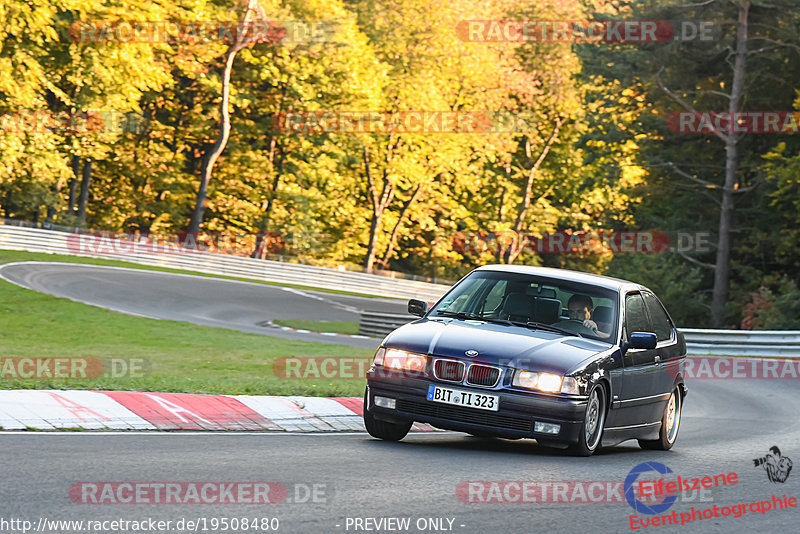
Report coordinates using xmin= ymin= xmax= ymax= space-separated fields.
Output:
xmin=465 ymin=350 xmax=479 ymax=357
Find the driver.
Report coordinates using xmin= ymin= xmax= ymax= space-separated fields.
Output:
xmin=567 ymin=294 xmax=609 ymax=338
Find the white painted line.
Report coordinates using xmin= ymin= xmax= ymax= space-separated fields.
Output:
xmin=0 ymin=430 xmax=461 ymax=436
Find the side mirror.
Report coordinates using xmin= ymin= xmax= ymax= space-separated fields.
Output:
xmin=629 ymin=332 xmax=657 ymax=350
xmin=408 ymin=299 xmax=428 ymax=317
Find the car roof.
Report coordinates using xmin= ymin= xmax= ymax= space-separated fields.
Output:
xmin=474 ymin=264 xmax=644 ymax=293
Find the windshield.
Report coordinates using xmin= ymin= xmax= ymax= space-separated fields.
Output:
xmin=431 ymin=270 xmax=619 ymax=343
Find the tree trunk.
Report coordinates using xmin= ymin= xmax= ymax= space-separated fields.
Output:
xmin=252 ymin=137 xmax=284 ymax=259
xmin=187 ymin=0 xmax=267 ymax=234
xmin=493 ymin=184 xmax=507 ymax=263
xmin=378 ymin=182 xmax=424 ymax=268
xmin=68 ymin=155 xmax=80 ymax=212
xmin=710 ymin=0 xmax=749 ymax=328
xmin=77 ymin=157 xmax=93 ymax=222
xmin=364 ymin=211 xmax=383 ymax=272
xmin=362 ymin=145 xmax=395 ymax=272
xmin=188 ymin=46 xmax=238 ymax=234
xmin=503 ymin=118 xmax=564 ymax=264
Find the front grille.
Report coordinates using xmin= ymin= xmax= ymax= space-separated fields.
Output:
xmin=396 ymin=399 xmax=532 ymax=432
xmin=434 ymin=359 xmax=465 ymax=382
xmin=467 ymin=365 xmax=501 ymax=387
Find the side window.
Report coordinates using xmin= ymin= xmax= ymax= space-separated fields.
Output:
xmin=642 ymin=292 xmax=673 ymax=342
xmin=437 ymin=278 xmax=485 ymax=312
xmin=483 ymin=280 xmax=507 ymax=313
xmin=624 ymin=293 xmax=652 ymax=342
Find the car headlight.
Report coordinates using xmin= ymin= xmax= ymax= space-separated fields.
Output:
xmin=373 ymin=347 xmax=386 ymax=366
xmin=513 ymin=370 xmax=565 ymax=393
xmin=381 ymin=348 xmax=427 ymax=373
xmin=560 ymin=376 xmax=581 ymax=395
xmin=538 ymin=373 xmax=564 ymax=392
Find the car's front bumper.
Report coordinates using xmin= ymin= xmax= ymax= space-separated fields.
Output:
xmin=366 ymin=370 xmax=588 ymax=443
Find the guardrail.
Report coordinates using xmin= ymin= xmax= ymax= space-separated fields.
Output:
xmin=356 ymin=312 xmax=800 ymax=356
xmin=679 ymin=329 xmax=800 ymax=357
xmin=0 ymin=225 xmax=450 ymax=302
xmin=358 ymin=311 xmax=417 ymax=337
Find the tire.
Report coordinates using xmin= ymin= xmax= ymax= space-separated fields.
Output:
xmin=639 ymin=387 xmax=682 ymax=451
xmin=568 ymin=382 xmax=607 ymax=457
xmin=363 ymin=389 xmax=412 ymax=441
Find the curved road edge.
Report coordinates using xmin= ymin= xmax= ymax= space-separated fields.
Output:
xmin=0 ymin=261 xmax=402 ymax=348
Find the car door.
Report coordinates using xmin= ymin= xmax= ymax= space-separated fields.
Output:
xmin=614 ymin=291 xmax=662 ymax=427
xmin=642 ymin=291 xmax=681 ymax=401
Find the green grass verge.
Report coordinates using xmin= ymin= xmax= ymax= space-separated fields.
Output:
xmin=0 ymin=250 xmax=373 ymax=396
xmin=272 ymin=319 xmax=360 ymax=335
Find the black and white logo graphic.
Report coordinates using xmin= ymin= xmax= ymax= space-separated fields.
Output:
xmin=753 ymin=446 xmax=793 ymax=483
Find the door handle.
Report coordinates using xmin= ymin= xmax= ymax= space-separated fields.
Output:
xmin=654 ymin=355 xmax=661 ymax=366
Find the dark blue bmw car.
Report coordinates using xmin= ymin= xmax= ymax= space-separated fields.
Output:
xmin=363 ymin=265 xmax=687 ymax=456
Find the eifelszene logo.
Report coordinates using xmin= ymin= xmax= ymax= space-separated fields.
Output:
xmin=625 ymin=462 xmax=678 ymax=515
xmin=753 ymin=446 xmax=793 ymax=483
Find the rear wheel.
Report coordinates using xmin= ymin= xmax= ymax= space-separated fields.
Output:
xmin=568 ymin=383 xmax=607 ymax=457
xmin=639 ymin=387 xmax=682 ymax=450
xmin=363 ymin=388 xmax=412 ymax=441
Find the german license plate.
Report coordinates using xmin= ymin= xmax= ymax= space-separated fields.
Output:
xmin=427 ymin=385 xmax=499 ymax=411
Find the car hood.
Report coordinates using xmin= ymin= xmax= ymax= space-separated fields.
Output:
xmin=383 ymin=318 xmax=612 ymax=375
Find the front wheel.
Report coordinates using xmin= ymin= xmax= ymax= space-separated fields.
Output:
xmin=639 ymin=387 xmax=682 ymax=450
xmin=568 ymin=383 xmax=607 ymax=457
xmin=363 ymin=389 xmax=412 ymax=441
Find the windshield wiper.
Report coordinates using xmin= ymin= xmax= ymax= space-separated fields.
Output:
xmin=434 ymin=310 xmax=484 ymax=320
xmin=434 ymin=312 xmax=583 ymax=337
xmin=524 ymin=321 xmax=583 ymax=338
xmin=435 ymin=311 xmax=513 ymax=325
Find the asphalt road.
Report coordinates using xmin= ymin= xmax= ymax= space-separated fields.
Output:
xmin=2 ymin=378 xmax=799 ymax=534
xmin=0 ymin=261 xmax=412 ymax=348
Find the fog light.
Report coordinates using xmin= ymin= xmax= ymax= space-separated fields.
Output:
xmin=374 ymin=396 xmax=396 ymax=409
xmin=534 ymin=422 xmax=561 ymax=434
